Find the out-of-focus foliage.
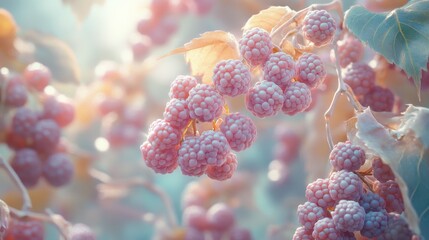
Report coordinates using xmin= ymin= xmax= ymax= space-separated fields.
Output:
xmin=62 ymin=0 xmax=105 ymax=21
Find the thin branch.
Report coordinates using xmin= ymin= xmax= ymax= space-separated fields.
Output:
xmin=0 ymin=158 xmax=32 ymax=211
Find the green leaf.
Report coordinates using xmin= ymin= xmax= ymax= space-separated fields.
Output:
xmin=348 ymin=106 xmax=429 ymax=239
xmin=344 ymin=0 xmax=429 ymax=96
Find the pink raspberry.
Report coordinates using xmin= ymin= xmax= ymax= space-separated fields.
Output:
xmin=149 ymin=0 xmax=171 ymax=18
xmin=263 ymin=52 xmax=295 ymax=90
xmin=303 ymin=10 xmax=336 ymax=46
xmin=11 ymin=107 xmax=39 ymax=139
xmin=69 ymin=223 xmax=96 ymax=240
xmin=42 ymin=96 xmax=75 ymax=127
xmin=296 ymin=53 xmax=326 ymax=89
xmin=372 ymin=157 xmax=395 ymax=183
xmin=187 ymin=84 xmax=225 ymax=122
xmin=188 ymin=0 xmax=215 ymax=15
xmin=206 ymin=203 xmax=235 ymax=231
xmin=185 ymin=228 xmax=205 ymax=240
xmin=23 ymin=62 xmax=51 ymax=91
xmin=230 ymin=227 xmax=252 ymax=240
xmin=312 ymin=218 xmax=343 ymax=240
xmin=163 ymin=98 xmax=191 ymax=130
xmin=245 ymin=81 xmax=284 ymax=118
xmin=297 ymin=201 xmax=327 ymax=230
xmin=213 ymin=59 xmax=251 ymax=97
xmin=292 ymin=226 xmax=313 ymax=240
xmin=360 ymin=86 xmax=395 ymax=112
xmin=306 ymin=178 xmax=335 ymax=208
xmin=282 ymin=81 xmax=312 ymax=115
xmin=328 ymin=170 xmax=363 ymax=202
xmin=31 ymin=119 xmax=61 ymax=154
xmin=5 ymin=218 xmax=44 ymax=240
xmin=239 ymin=28 xmax=273 ymax=66
xmin=378 ymin=213 xmax=413 ymax=240
xmin=169 ymin=75 xmax=198 ymax=100
xmin=178 ymin=136 xmax=207 ymax=176
xmin=332 ymin=200 xmax=365 ymax=232
xmin=140 ymin=141 xmax=178 ymax=174
xmin=200 ymin=130 xmax=230 ymax=166
xmin=359 ymin=192 xmax=386 ymax=213
xmin=4 ymin=74 xmax=28 ymax=108
xmin=335 ymin=35 xmax=364 ymax=68
xmin=182 ymin=205 xmax=209 ymax=230
xmin=374 ymin=180 xmax=404 ymax=213
xmin=147 ymin=119 xmax=181 ymax=151
xmin=10 ymin=148 xmax=42 ymax=188
xmin=206 ymin=152 xmax=237 ymax=181
xmin=220 ymin=112 xmax=257 ymax=151
xmin=360 ymin=210 xmax=388 ymax=238
xmin=329 ymin=141 xmax=366 ymax=172
xmin=343 ymin=63 xmax=376 ymax=96
xmin=43 ymin=153 xmax=74 ymax=187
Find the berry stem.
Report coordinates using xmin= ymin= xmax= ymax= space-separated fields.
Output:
xmin=0 ymin=157 xmax=32 ymax=211
xmin=356 ymin=172 xmax=374 ymax=192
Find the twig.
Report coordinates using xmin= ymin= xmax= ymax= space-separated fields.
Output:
xmin=0 ymin=158 xmax=32 ymax=211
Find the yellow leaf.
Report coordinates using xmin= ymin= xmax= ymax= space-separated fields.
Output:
xmin=242 ymin=6 xmax=296 ymax=33
xmin=165 ymin=31 xmax=239 ymax=84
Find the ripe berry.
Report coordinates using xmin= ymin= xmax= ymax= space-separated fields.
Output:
xmin=282 ymin=81 xmax=312 ymax=115
xmin=31 ymin=119 xmax=61 ymax=154
xmin=149 ymin=0 xmax=171 ymax=18
xmin=69 ymin=223 xmax=96 ymax=240
xmin=200 ymin=130 xmax=230 ymax=166
xmin=312 ymin=218 xmax=343 ymax=240
xmin=239 ymin=28 xmax=272 ymax=66
xmin=292 ymin=226 xmax=313 ymax=240
xmin=182 ymin=205 xmax=209 ymax=230
xmin=187 ymin=84 xmax=224 ymax=122
xmin=343 ymin=63 xmax=376 ymax=96
xmin=206 ymin=152 xmax=237 ymax=181
xmin=296 ymin=53 xmax=326 ymax=89
xmin=263 ymin=52 xmax=295 ymax=90
xmin=245 ymin=81 xmax=284 ymax=118
xmin=169 ymin=75 xmax=198 ymax=100
xmin=335 ymin=35 xmax=364 ymax=68
xmin=297 ymin=201 xmax=327 ymax=230
xmin=163 ymin=98 xmax=191 ymax=130
xmin=121 ymin=107 xmax=146 ymax=128
xmin=11 ymin=107 xmax=39 ymax=139
xmin=206 ymin=203 xmax=235 ymax=231
xmin=374 ymin=180 xmax=404 ymax=213
xmin=329 ymin=141 xmax=365 ymax=172
xmin=372 ymin=157 xmax=395 ymax=183
xmin=360 ymin=86 xmax=395 ymax=112
xmin=230 ymin=227 xmax=252 ymax=240
xmin=306 ymin=178 xmax=335 ymax=208
xmin=10 ymin=148 xmax=42 ymax=188
xmin=358 ymin=192 xmax=386 ymax=213
xmin=149 ymin=16 xmax=179 ymax=45
xmin=220 ymin=112 xmax=257 ymax=151
xmin=140 ymin=141 xmax=178 ymax=174
xmin=137 ymin=17 xmax=156 ymax=35
xmin=360 ymin=210 xmax=388 ymax=238
xmin=185 ymin=227 xmax=205 ymax=240
xmin=213 ymin=59 xmax=251 ymax=97
xmin=5 ymin=218 xmax=44 ymax=240
xmin=332 ymin=200 xmax=365 ymax=232
xmin=189 ymin=0 xmax=215 ymax=15
xmin=178 ymin=136 xmax=207 ymax=176
xmin=96 ymin=97 xmax=124 ymax=117
xmin=43 ymin=153 xmax=74 ymax=187
xmin=42 ymin=96 xmax=75 ymax=127
xmin=378 ymin=213 xmax=413 ymax=240
xmin=328 ymin=170 xmax=363 ymax=202
xmin=106 ymin=122 xmax=140 ymax=148
xmin=147 ymin=119 xmax=181 ymax=151
xmin=23 ymin=62 xmax=51 ymax=91
xmin=303 ymin=10 xmax=336 ymax=46
xmin=4 ymin=74 xmax=27 ymax=108
xmin=131 ymin=37 xmax=152 ymax=61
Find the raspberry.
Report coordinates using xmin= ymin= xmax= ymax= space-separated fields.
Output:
xmin=213 ymin=59 xmax=251 ymax=97
xmin=42 ymin=96 xmax=75 ymax=127
xmin=273 ymin=144 xmax=297 ymax=164
xmin=187 ymin=84 xmax=225 ymax=122
xmin=303 ymin=10 xmax=336 ymax=46
xmin=131 ymin=37 xmax=152 ymax=61
xmin=343 ymin=63 xmax=376 ymax=96
xmin=147 ymin=119 xmax=181 ymax=151
xmin=230 ymin=227 xmax=252 ymax=240
xmin=305 ymin=178 xmax=335 ymax=208
xmin=359 ymin=192 xmax=386 ymax=213
xmin=122 ymin=107 xmax=146 ymax=128
xmin=137 ymin=16 xmax=155 ymax=35
xmin=374 ymin=180 xmax=404 ymax=213
xmin=4 ymin=74 xmax=27 ymax=108
xmin=245 ymin=81 xmax=284 ymax=118
xmin=43 ymin=153 xmax=74 ymax=187
xmin=69 ymin=223 xmax=96 ymax=240
xmin=372 ymin=157 xmax=395 ymax=183
xmin=148 ymin=15 xmax=178 ymax=45
xmin=96 ymin=97 xmax=124 ymax=116
xmin=149 ymin=0 xmax=171 ymax=18
xmin=220 ymin=112 xmax=257 ymax=151
xmin=292 ymin=226 xmax=313 ymax=240
xmin=163 ymin=98 xmax=191 ymax=130
xmin=297 ymin=202 xmax=327 ymax=231
xmin=140 ymin=141 xmax=178 ymax=174
xmin=206 ymin=152 xmax=237 ymax=181
xmin=335 ymin=36 xmax=364 ymax=68
xmin=282 ymin=82 xmax=312 ymax=115
xmin=360 ymin=86 xmax=395 ymax=112
xmin=206 ymin=203 xmax=235 ymax=231
xmin=5 ymin=218 xmax=44 ymax=240
xmin=169 ymin=75 xmax=198 ymax=100
xmin=31 ymin=119 xmax=61 ymax=154
xmin=106 ymin=122 xmax=140 ymax=148
xmin=332 ymin=200 xmax=365 ymax=232
xmin=378 ymin=213 xmax=413 ymax=240
xmin=328 ymin=170 xmax=363 ymax=202
xmin=239 ymin=28 xmax=272 ymax=66
xmin=23 ymin=62 xmax=51 ymax=91
xmin=200 ymin=130 xmax=230 ymax=166
xmin=312 ymin=218 xmax=342 ymax=240
xmin=11 ymin=107 xmax=39 ymax=139
xmin=178 ymin=136 xmax=207 ymax=176
xmin=263 ymin=52 xmax=295 ymax=90
xmin=360 ymin=210 xmax=388 ymax=238
xmin=329 ymin=141 xmax=365 ymax=172
xmin=189 ymin=0 xmax=215 ymax=15
xmin=182 ymin=205 xmax=209 ymax=230
xmin=10 ymin=148 xmax=42 ymax=188
xmin=296 ymin=53 xmax=326 ymax=89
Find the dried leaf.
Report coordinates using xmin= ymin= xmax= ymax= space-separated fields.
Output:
xmin=165 ymin=31 xmax=239 ymax=84
xmin=62 ymin=0 xmax=105 ymax=21
xmin=242 ymin=6 xmax=296 ymax=33
xmin=350 ymin=106 xmax=429 ymax=238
